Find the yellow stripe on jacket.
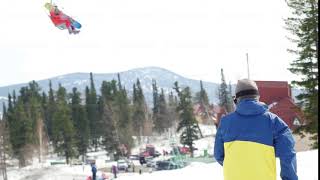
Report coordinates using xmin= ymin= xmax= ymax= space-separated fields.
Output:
xmin=223 ymin=140 xmax=276 ymax=180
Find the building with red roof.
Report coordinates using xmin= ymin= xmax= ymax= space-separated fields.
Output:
xmin=255 ymin=81 xmax=305 ymax=130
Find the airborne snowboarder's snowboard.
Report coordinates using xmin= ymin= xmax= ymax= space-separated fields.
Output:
xmin=70 ymin=19 xmax=81 ymax=29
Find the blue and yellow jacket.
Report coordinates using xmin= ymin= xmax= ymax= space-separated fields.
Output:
xmin=214 ymin=99 xmax=298 ymax=180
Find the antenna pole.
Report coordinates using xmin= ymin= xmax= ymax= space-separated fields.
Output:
xmin=246 ymin=53 xmax=250 ymax=79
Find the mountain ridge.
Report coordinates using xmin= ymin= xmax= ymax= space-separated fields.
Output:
xmin=0 ymin=67 xmax=220 ymax=113
xmin=0 ymin=66 xmax=302 ymax=115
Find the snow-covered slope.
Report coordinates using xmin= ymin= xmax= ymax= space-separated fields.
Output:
xmin=6 ymin=150 xmax=318 ymax=180
xmin=5 ymin=124 xmax=317 ymax=180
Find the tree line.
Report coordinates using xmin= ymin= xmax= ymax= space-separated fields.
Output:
xmin=0 ymin=70 xmax=233 ymax=167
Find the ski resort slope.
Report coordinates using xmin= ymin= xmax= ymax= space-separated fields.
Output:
xmin=7 ymin=150 xmax=318 ymax=180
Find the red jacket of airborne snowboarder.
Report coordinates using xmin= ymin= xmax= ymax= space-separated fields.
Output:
xmin=49 ymin=8 xmax=72 ymax=28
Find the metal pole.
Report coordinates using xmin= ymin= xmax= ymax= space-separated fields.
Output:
xmin=246 ymin=53 xmax=250 ymax=79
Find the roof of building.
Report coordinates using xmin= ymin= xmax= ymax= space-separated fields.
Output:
xmin=269 ymin=97 xmax=305 ymax=129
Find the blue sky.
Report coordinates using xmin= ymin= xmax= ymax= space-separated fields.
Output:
xmin=0 ymin=0 xmax=299 ymax=86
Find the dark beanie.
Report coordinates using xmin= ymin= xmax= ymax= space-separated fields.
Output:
xmin=235 ymin=79 xmax=259 ymax=100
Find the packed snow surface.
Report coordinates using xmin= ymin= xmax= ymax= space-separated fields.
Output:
xmin=6 ymin=150 xmax=318 ymax=180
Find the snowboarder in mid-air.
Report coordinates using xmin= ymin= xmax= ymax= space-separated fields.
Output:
xmin=44 ymin=2 xmax=81 ymax=34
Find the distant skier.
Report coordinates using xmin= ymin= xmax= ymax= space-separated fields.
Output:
xmin=91 ymin=162 xmax=97 ymax=180
xmin=139 ymin=155 xmax=146 ymax=165
xmin=214 ymin=79 xmax=298 ymax=180
xmin=112 ymin=165 xmax=117 ymax=178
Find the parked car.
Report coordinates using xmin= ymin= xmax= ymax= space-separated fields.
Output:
xmin=145 ymin=156 xmax=155 ymax=167
xmin=155 ymin=161 xmax=178 ymax=171
xmin=146 ymin=160 xmax=157 ymax=168
xmin=117 ymin=159 xmax=129 ymax=171
xmin=129 ymin=154 xmax=140 ymax=160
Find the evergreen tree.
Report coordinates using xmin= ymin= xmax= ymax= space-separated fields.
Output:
xmin=101 ymin=80 xmax=117 ymax=102
xmin=52 ymin=85 xmax=76 ymax=164
xmin=132 ymin=83 xmax=140 ymax=135
xmin=102 ymin=100 xmax=120 ymax=160
xmin=6 ymin=94 xmax=14 ymax=156
xmin=1 ymin=103 xmax=12 ymax=158
xmin=173 ymin=82 xmax=200 ymax=157
xmin=46 ymin=81 xmax=55 ymax=140
xmin=39 ymin=91 xmax=49 ymax=161
xmin=194 ymin=80 xmax=211 ymax=124
xmin=218 ymin=69 xmax=233 ymax=112
xmin=114 ymin=76 xmax=133 ymax=156
xmin=154 ymin=88 xmax=170 ymax=134
xmin=97 ymin=96 xmax=105 ymax=137
xmin=41 ymin=92 xmax=48 ymax=124
xmin=71 ymin=87 xmax=89 ymax=161
xmin=7 ymin=94 xmax=13 ymax=115
xmin=9 ymin=82 xmax=45 ymax=165
xmin=152 ymin=80 xmax=159 ymax=115
xmin=228 ymin=81 xmax=235 ymax=112
xmin=285 ymin=0 xmax=318 ymax=148
xmin=152 ymin=80 xmax=161 ymax=133
xmin=5 ymin=82 xmax=48 ymax=166
xmin=132 ymin=79 xmax=147 ymax=136
xmin=101 ymin=76 xmax=133 ymax=156
xmin=12 ymin=90 xmax=16 ymax=106
xmin=26 ymin=81 xmax=43 ymax=147
xmin=26 ymin=81 xmax=45 ymax=163
xmin=41 ymin=92 xmax=49 ymax=140
xmin=86 ymin=73 xmax=100 ymax=151
xmin=85 ymin=86 xmax=90 ymax=109
xmin=2 ymin=103 xmax=7 ymax=121
xmin=160 ymin=89 xmax=171 ymax=129
xmin=6 ymin=94 xmax=14 ymax=151
xmin=117 ymin=73 xmax=122 ymax=90
xmin=8 ymin=99 xmax=33 ymax=167
xmin=199 ymin=80 xmax=209 ymax=106
xmin=168 ymin=91 xmax=178 ymax=130
xmin=100 ymin=81 xmax=120 ymax=160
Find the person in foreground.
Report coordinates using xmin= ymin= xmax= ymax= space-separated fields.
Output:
xmin=214 ymin=79 xmax=298 ymax=180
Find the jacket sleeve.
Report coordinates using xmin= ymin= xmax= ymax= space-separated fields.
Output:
xmin=214 ymin=122 xmax=225 ymax=166
xmin=273 ymin=116 xmax=298 ymax=180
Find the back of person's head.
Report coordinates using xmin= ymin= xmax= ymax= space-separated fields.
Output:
xmin=235 ymin=79 xmax=259 ymax=102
